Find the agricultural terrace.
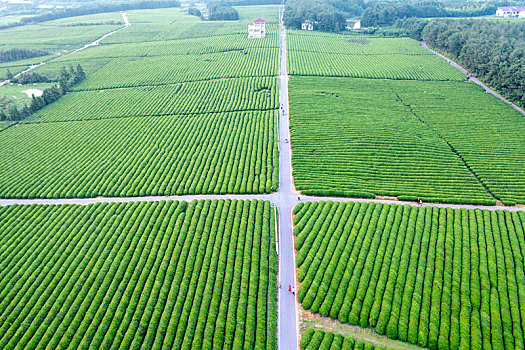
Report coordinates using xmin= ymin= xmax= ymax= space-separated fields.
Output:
xmin=0 ymin=7 xmax=281 ymax=199
xmin=294 ymin=201 xmax=525 ymax=350
xmin=0 ymin=199 xmax=277 ymax=349
xmin=288 ymin=33 xmax=525 ymax=205
xmin=301 ymin=329 xmax=393 ymax=350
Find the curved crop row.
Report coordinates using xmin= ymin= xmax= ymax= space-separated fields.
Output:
xmin=0 ymin=199 xmax=277 ymax=349
xmin=294 ymin=201 xmax=525 ymax=350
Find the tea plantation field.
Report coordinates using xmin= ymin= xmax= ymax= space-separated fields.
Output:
xmin=294 ymin=201 xmax=525 ymax=350
xmin=0 ymin=12 xmax=124 ymax=76
xmin=26 ymin=77 xmax=277 ymax=123
xmin=290 ymin=76 xmax=525 ymax=204
xmin=1 ymin=7 xmax=280 ymax=198
xmin=0 ymin=111 xmax=278 ymax=198
xmin=287 ymin=32 xmax=465 ymax=81
xmin=0 ymin=199 xmax=277 ymax=349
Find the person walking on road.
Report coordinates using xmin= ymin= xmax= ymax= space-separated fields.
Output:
xmin=292 ymin=287 xmax=295 ymax=296
xmin=288 ymin=285 xmax=292 ymax=293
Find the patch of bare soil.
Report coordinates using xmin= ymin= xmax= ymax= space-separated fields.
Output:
xmin=299 ymin=308 xmax=425 ymax=350
xmin=376 ymin=195 xmax=398 ymax=201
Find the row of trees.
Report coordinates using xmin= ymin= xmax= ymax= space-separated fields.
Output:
xmin=360 ymin=1 xmax=522 ymax=27
xmin=0 ymin=48 xmax=49 ymax=64
xmin=397 ymin=18 xmax=525 ymax=107
xmin=207 ymin=2 xmax=239 ymax=21
xmin=0 ymin=65 xmax=86 ymax=121
xmin=284 ymin=0 xmax=365 ymax=32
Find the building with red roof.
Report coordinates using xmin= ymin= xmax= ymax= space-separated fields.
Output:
xmin=496 ymin=6 xmax=525 ymax=17
xmin=248 ymin=19 xmax=266 ymax=38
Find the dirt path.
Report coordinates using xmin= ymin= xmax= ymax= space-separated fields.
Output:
xmin=300 ymin=309 xmax=424 ymax=350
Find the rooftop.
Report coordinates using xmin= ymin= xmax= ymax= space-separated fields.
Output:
xmin=253 ymin=18 xmax=266 ymax=23
xmin=498 ymin=6 xmax=525 ymax=11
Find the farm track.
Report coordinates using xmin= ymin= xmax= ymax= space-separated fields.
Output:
xmin=421 ymin=41 xmax=525 ymax=117
xmin=2 ymin=194 xmax=524 ymax=212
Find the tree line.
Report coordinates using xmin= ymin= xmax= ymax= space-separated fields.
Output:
xmin=284 ymin=0 xmax=365 ymax=33
xmin=207 ymin=2 xmax=239 ymax=21
xmin=397 ymin=18 xmax=525 ymax=107
xmin=0 ymin=48 xmax=49 ymax=64
xmin=1 ymin=65 xmax=86 ymax=121
xmin=361 ymin=1 xmax=525 ymax=27
xmin=0 ymin=0 xmax=180 ymax=30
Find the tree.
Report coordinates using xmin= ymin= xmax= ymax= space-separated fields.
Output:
xmin=75 ymin=64 xmax=86 ymax=83
xmin=6 ymin=69 xmax=13 ymax=81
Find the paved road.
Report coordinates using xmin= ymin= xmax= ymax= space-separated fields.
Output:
xmin=421 ymin=41 xmax=525 ymax=117
xmin=277 ymin=10 xmax=300 ymax=350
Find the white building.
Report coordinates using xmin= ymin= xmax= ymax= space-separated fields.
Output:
xmin=248 ymin=19 xmax=266 ymax=38
xmin=301 ymin=20 xmax=314 ymax=31
xmin=496 ymin=6 xmax=525 ymax=17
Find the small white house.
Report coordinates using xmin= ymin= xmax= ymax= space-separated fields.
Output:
xmin=248 ymin=19 xmax=266 ymax=38
xmin=496 ymin=6 xmax=525 ymax=17
xmin=301 ymin=20 xmax=314 ymax=31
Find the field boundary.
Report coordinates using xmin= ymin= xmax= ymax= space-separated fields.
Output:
xmin=2 ymin=193 xmax=525 ymax=211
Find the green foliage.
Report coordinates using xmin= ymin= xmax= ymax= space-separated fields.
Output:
xmin=284 ymin=0 xmax=359 ymax=32
xmin=0 ymin=111 xmax=278 ymax=198
xmin=294 ymin=201 xmax=525 ymax=350
xmin=0 ymin=199 xmax=277 ymax=349
xmin=361 ymin=1 xmax=497 ymax=27
xmin=417 ymin=19 xmax=525 ymax=107
xmin=207 ymin=2 xmax=239 ymax=21
xmin=287 ymin=31 xmax=466 ymax=81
